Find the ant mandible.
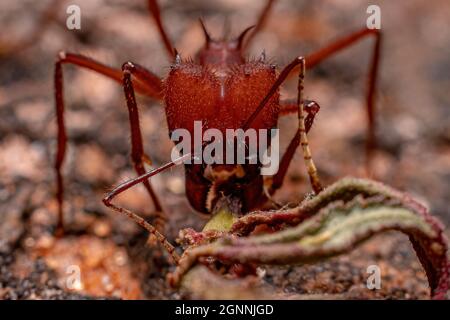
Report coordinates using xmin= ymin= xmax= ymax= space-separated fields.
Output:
xmin=54 ymin=0 xmax=381 ymax=263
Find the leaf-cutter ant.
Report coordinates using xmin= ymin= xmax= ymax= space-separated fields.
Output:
xmin=53 ymin=0 xmax=381 ymax=263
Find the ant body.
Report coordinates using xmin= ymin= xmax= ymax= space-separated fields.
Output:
xmin=53 ymin=0 xmax=381 ymax=263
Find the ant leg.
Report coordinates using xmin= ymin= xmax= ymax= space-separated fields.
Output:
xmin=56 ymin=52 xmax=162 ymax=98
xmin=243 ymin=57 xmax=306 ymax=130
xmin=54 ymin=52 xmax=162 ymax=235
xmin=103 ymin=156 xmax=191 ymax=264
xmin=147 ymin=0 xmax=175 ymax=58
xmin=122 ymin=62 xmax=166 ymax=230
xmin=279 ymin=100 xmax=298 ymax=116
xmin=0 ymin=0 xmax=61 ymax=56
xmin=242 ymin=57 xmax=322 ymax=192
xmin=243 ymin=0 xmax=276 ymax=50
xmin=305 ymin=28 xmax=382 ymax=172
xmin=295 ymin=60 xmax=322 ymax=193
xmin=268 ymin=100 xmax=320 ymax=194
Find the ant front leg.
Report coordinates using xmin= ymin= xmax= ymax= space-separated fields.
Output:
xmin=121 ymin=61 xmax=167 ymax=230
xmin=242 ymin=57 xmax=323 ymax=194
xmin=268 ymin=99 xmax=321 ymax=194
xmin=270 ymin=59 xmax=322 ymax=195
xmin=54 ymin=52 xmax=162 ymax=235
xmin=305 ymin=28 xmax=382 ymax=173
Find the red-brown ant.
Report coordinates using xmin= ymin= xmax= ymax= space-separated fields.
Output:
xmin=53 ymin=0 xmax=381 ymax=263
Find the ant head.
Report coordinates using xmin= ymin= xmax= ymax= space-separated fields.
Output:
xmin=197 ymin=19 xmax=254 ymax=66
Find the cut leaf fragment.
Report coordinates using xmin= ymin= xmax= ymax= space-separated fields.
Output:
xmin=171 ymin=178 xmax=449 ymax=299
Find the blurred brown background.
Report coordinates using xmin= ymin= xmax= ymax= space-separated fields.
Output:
xmin=0 ymin=0 xmax=449 ymax=299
